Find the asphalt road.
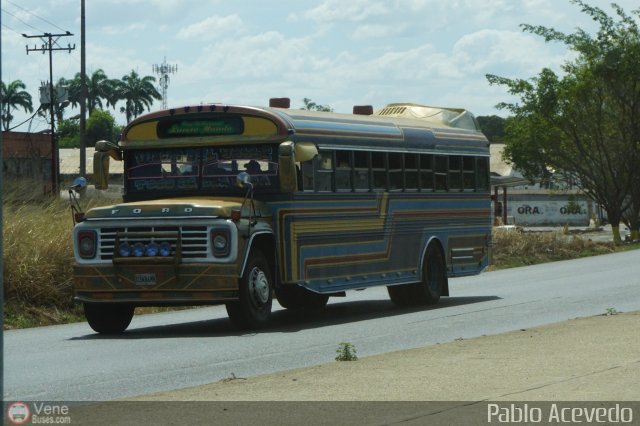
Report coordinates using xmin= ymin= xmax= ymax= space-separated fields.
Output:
xmin=4 ymin=250 xmax=640 ymax=401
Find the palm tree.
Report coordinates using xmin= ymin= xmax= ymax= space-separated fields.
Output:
xmin=1 ymin=80 xmax=34 ymax=130
xmin=67 ymin=69 xmax=120 ymax=116
xmin=51 ymin=77 xmax=71 ymax=123
xmin=115 ymin=70 xmax=161 ymax=123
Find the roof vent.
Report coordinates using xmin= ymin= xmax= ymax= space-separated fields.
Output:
xmin=353 ymin=105 xmax=373 ymax=115
xmin=269 ymin=97 xmax=290 ymax=108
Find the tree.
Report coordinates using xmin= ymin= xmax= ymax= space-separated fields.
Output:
xmin=115 ymin=70 xmax=161 ymax=123
xmin=476 ymin=115 xmax=506 ymax=143
xmin=57 ymin=117 xmax=80 ymax=148
xmin=48 ymin=78 xmax=72 ymax=124
xmin=1 ymin=80 xmax=34 ymax=130
xmin=487 ymin=0 xmax=640 ymax=243
xmin=67 ymin=69 xmax=119 ymax=116
xmin=86 ymin=109 xmax=116 ymax=147
xmin=301 ymin=97 xmax=333 ymax=112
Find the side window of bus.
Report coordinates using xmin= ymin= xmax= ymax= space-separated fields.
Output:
xmin=420 ymin=154 xmax=434 ymax=191
xmin=388 ymin=153 xmax=403 ymax=191
xmin=301 ymin=160 xmax=314 ymax=191
xmin=354 ymin=151 xmax=370 ymax=191
xmin=476 ymin=157 xmax=489 ymax=191
xmin=405 ymin=154 xmax=419 ymax=191
xmin=372 ymin=152 xmax=387 ymax=191
xmin=435 ymin=155 xmax=448 ymax=191
xmin=463 ymin=156 xmax=476 ymax=191
xmin=335 ymin=150 xmax=353 ymax=192
xmin=315 ymin=151 xmax=334 ymax=192
xmin=449 ymin=156 xmax=462 ymax=191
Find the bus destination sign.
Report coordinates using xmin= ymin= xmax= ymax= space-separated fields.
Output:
xmin=158 ymin=117 xmax=244 ymax=138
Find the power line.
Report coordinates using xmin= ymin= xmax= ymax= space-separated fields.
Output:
xmin=1 ymin=22 xmax=23 ymax=36
xmin=0 ymin=7 xmax=44 ymax=34
xmin=4 ymin=0 xmax=66 ymax=33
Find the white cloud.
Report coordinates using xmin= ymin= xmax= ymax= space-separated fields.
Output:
xmin=352 ymin=24 xmax=408 ymax=39
xmin=302 ymin=0 xmax=390 ymax=22
xmin=101 ymin=23 xmax=148 ymax=36
xmin=179 ymin=31 xmax=320 ymax=105
xmin=177 ymin=15 xmax=244 ymax=40
xmin=452 ymin=29 xmax=570 ymax=74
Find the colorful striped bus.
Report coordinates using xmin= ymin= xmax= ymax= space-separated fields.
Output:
xmin=72 ymin=98 xmax=491 ymax=333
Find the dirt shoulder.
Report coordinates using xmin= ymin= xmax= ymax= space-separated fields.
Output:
xmin=130 ymin=310 xmax=640 ymax=402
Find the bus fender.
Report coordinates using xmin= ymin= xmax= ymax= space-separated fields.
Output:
xmin=239 ymin=231 xmax=277 ymax=280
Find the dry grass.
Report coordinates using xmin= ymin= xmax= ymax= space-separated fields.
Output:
xmin=2 ymin=188 xmax=114 ymax=328
xmin=4 ymin=198 xmax=75 ymax=306
xmin=490 ymin=228 xmax=618 ymax=270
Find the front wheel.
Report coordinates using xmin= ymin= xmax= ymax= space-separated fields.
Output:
xmin=83 ymin=303 xmax=134 ymax=334
xmin=226 ymin=250 xmax=273 ymax=329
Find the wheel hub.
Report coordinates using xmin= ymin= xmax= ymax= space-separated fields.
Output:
xmin=249 ymin=267 xmax=270 ymax=305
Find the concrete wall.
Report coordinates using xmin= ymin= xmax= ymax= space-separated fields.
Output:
xmin=502 ymin=192 xmax=593 ymax=226
xmin=2 ymin=131 xmax=53 ymax=197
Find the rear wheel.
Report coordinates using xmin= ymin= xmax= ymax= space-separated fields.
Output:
xmin=84 ymin=303 xmax=134 ymax=334
xmin=226 ymin=250 xmax=273 ymax=329
xmin=275 ymin=285 xmax=329 ymax=310
xmin=387 ymin=243 xmax=447 ymax=306
xmin=387 ymin=284 xmax=413 ymax=306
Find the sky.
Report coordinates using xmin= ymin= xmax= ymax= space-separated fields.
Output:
xmin=2 ymin=0 xmax=639 ymax=132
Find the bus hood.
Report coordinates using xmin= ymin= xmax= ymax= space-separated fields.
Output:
xmin=84 ymin=197 xmax=271 ymax=220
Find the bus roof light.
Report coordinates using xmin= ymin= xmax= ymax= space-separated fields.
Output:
xmin=353 ymin=105 xmax=373 ymax=115
xmin=269 ymin=97 xmax=290 ymax=108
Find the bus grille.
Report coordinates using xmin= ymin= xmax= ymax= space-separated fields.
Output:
xmin=98 ymin=225 xmax=208 ymax=260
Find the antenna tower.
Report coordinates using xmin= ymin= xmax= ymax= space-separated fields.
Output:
xmin=152 ymin=57 xmax=178 ymax=109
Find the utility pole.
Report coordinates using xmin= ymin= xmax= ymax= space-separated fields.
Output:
xmin=23 ymin=31 xmax=75 ymax=194
xmin=80 ymin=0 xmax=87 ymax=177
xmin=1 ymin=5 xmax=5 ymax=405
xmin=152 ymin=57 xmax=177 ymax=110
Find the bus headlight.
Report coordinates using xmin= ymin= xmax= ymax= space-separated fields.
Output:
xmin=78 ymin=230 xmax=97 ymax=259
xmin=211 ymin=229 xmax=230 ymax=257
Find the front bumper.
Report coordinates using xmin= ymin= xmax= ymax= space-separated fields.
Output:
xmin=73 ymin=262 xmax=239 ymax=305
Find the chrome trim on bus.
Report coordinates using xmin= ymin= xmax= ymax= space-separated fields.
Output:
xmin=239 ymin=231 xmax=275 ymax=277
xmin=85 ymin=216 xmax=218 ymax=221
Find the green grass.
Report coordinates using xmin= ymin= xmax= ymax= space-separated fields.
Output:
xmin=3 ymin=189 xmax=638 ymax=329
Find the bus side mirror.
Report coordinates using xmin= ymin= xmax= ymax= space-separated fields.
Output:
xmin=295 ymin=142 xmax=318 ymax=162
xmin=93 ymin=151 xmax=110 ymax=190
xmin=278 ymin=141 xmax=318 ymax=193
xmin=93 ymin=140 xmax=122 ymax=190
xmin=278 ymin=142 xmax=297 ymax=193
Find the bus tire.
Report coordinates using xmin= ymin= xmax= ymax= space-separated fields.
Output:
xmin=387 ymin=243 xmax=447 ymax=306
xmin=226 ymin=250 xmax=273 ymax=329
xmin=84 ymin=303 xmax=134 ymax=334
xmin=415 ymin=243 xmax=447 ymax=304
xmin=387 ymin=284 xmax=413 ymax=306
xmin=275 ymin=286 xmax=329 ymax=309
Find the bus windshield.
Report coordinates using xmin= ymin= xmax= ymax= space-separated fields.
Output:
xmin=124 ymin=144 xmax=279 ymax=197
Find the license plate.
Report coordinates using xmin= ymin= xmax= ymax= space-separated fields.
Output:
xmin=135 ymin=273 xmax=157 ymax=286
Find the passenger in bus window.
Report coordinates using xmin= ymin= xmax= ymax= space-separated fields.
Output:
xmin=244 ymin=160 xmax=262 ymax=174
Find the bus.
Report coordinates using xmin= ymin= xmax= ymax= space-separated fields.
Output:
xmin=72 ymin=98 xmax=491 ymax=333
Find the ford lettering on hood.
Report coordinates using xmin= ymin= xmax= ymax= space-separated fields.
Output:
xmin=84 ymin=198 xmax=271 ymax=220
